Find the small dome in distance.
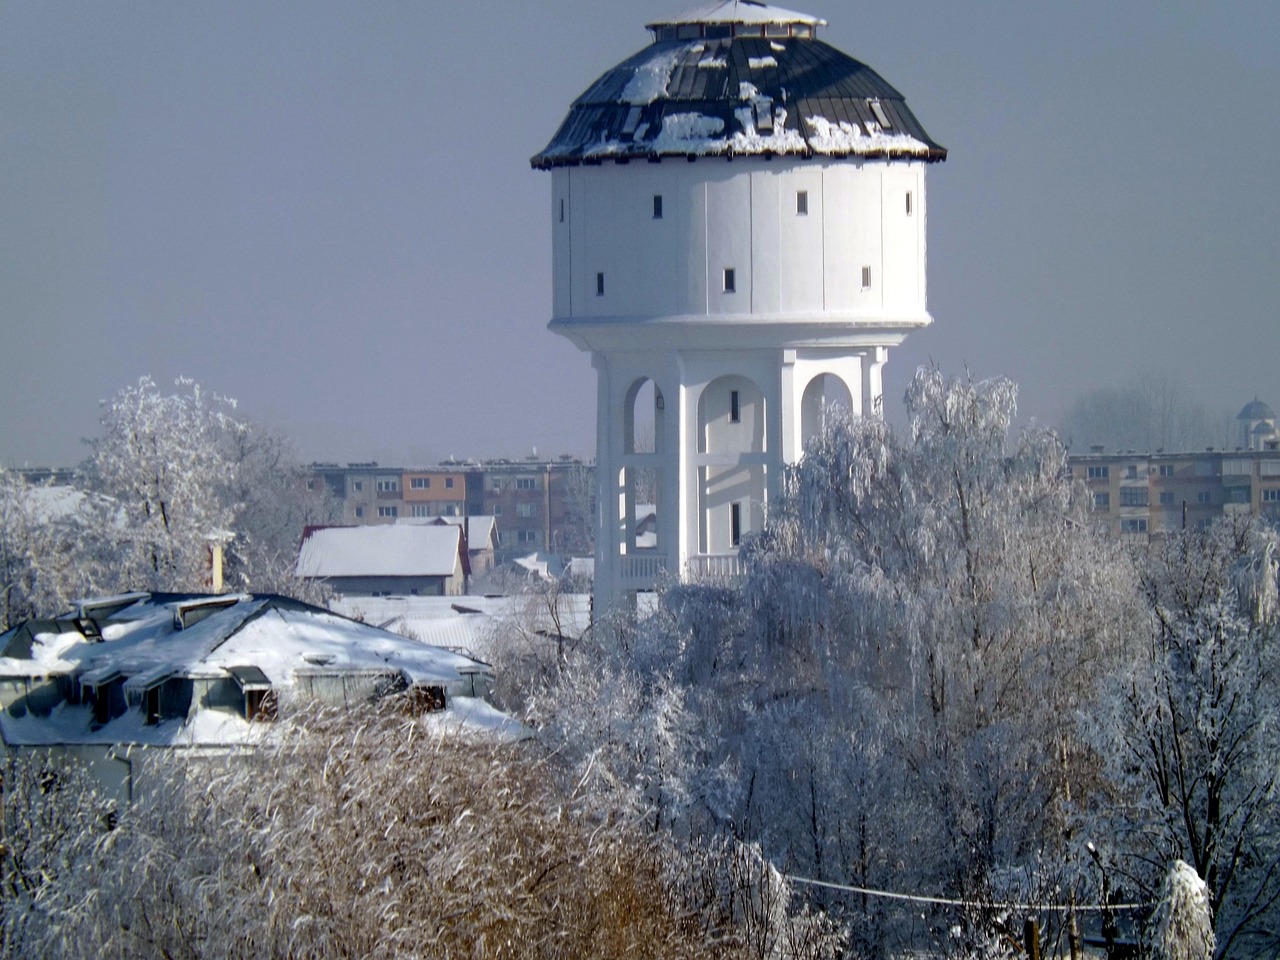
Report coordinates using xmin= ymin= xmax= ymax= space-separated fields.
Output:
xmin=1238 ymin=399 xmax=1275 ymax=421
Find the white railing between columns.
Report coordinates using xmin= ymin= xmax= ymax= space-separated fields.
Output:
xmin=620 ymin=554 xmax=668 ymax=583
xmin=684 ymin=553 xmax=746 ymax=582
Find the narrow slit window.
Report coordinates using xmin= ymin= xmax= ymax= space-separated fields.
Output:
xmin=861 ymin=266 xmax=872 ymax=289
xmin=796 ymin=190 xmax=808 ymax=215
xmin=723 ymin=267 xmax=736 ymax=293
xmin=559 ymin=198 xmax=565 ymax=222
xmin=729 ymin=389 xmax=740 ymax=423
xmin=653 ymin=194 xmax=663 ymax=219
xmin=596 ymin=272 xmax=605 ymax=296
xmin=730 ymin=502 xmax=742 ymax=546
xmin=905 ymin=191 xmax=913 ymax=216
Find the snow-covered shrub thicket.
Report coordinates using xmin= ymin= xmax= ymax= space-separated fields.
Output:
xmin=1086 ymin=516 xmax=1280 ymax=958
xmin=4 ymin=701 xmax=777 ymax=960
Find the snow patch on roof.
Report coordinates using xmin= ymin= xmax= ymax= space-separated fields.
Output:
xmin=660 ymin=1 xmax=826 ymax=27
xmin=651 ymin=112 xmax=727 ymax=151
xmin=748 ymin=56 xmax=778 ymax=69
xmin=297 ymin=524 xmax=461 ymax=579
xmin=804 ymin=116 xmax=930 ymax=156
xmin=621 ymin=46 xmax=684 ymax=104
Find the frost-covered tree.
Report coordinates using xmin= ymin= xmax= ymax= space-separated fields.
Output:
xmin=518 ymin=369 xmax=1142 ymax=956
xmin=82 ymin=376 xmax=245 ymax=591
xmin=1059 ymin=371 xmax=1230 ymax=454
xmin=1086 ymin=517 xmax=1280 ymax=957
xmin=1 ymin=377 xmax=338 ymax=607
xmin=0 ymin=470 xmax=96 ymax=629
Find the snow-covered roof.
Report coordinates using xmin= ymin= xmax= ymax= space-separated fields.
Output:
xmin=296 ymin=524 xmax=462 ymax=579
xmin=0 ymin=592 xmax=514 ymax=748
xmin=532 ymin=9 xmax=945 ymax=168
xmin=654 ymin=1 xmax=825 ymax=28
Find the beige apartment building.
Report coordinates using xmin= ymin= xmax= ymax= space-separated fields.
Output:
xmin=307 ymin=457 xmax=594 ymax=561
xmin=1070 ymin=400 xmax=1280 ymax=538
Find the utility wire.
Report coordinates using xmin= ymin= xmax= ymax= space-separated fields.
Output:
xmin=785 ymin=874 xmax=1155 ymax=913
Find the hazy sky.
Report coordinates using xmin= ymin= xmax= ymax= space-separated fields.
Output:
xmin=3 ymin=0 xmax=1277 ymax=468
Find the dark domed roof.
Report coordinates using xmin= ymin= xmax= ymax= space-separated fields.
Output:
xmin=531 ymin=6 xmax=946 ymax=169
xmin=1239 ymin=399 xmax=1275 ymax=420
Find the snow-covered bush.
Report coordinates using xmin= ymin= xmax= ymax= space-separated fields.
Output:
xmin=5 ymin=701 xmax=754 ymax=960
xmin=1153 ymin=860 xmax=1215 ymax=960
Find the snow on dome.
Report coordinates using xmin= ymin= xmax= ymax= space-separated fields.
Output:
xmin=654 ymin=1 xmax=826 ymax=28
xmin=532 ymin=9 xmax=945 ymax=168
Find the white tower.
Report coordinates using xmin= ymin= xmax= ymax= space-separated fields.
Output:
xmin=533 ymin=1 xmax=946 ymax=610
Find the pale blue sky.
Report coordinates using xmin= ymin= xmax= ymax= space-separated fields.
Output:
xmin=3 ymin=1 xmax=1277 ymax=466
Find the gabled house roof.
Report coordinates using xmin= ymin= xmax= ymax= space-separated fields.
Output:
xmin=0 ymin=592 xmax=513 ymax=748
xmin=296 ymin=523 xmax=467 ymax=579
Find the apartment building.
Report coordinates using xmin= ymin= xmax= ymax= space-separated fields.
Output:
xmin=1070 ymin=400 xmax=1280 ymax=538
xmin=306 ymin=458 xmax=594 ymax=561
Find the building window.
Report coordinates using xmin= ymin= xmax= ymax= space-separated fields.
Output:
xmin=354 ymin=506 xmax=364 ymax=518
xmin=1121 ymin=518 xmax=1148 ymax=534
xmin=596 ymin=272 xmax=605 ymax=296
xmin=1125 ymin=465 xmax=1139 ymax=479
xmin=559 ymin=198 xmax=565 ymax=222
xmin=376 ymin=479 xmax=399 ymax=493
xmin=1120 ymin=488 xmax=1148 ymax=507
xmin=516 ymin=503 xmax=538 ymax=518
xmin=861 ymin=266 xmax=872 ymax=289
xmin=1093 ymin=492 xmax=1110 ymax=509
xmin=729 ymin=390 xmax=740 ymax=423
xmin=905 ymin=191 xmax=913 ymax=216
xmin=1159 ymin=464 xmax=1175 ymax=477
xmin=730 ymin=502 xmax=742 ymax=546
xmin=723 ymin=268 xmax=736 ymax=293
xmin=516 ymin=477 xmax=537 ymax=491
xmin=492 ymin=504 xmax=502 ymax=516
xmin=1197 ymin=491 xmax=1213 ymax=504
xmin=517 ymin=530 xmax=539 ymax=544
xmin=1226 ymin=488 xmax=1249 ymax=504
xmin=1087 ymin=466 xmax=1109 ymax=480
xmin=411 ymin=504 xmax=432 ymax=517
xmin=353 ymin=480 xmax=364 ymax=492
xmin=410 ymin=477 xmax=430 ymax=489
xmin=653 ymin=194 xmax=663 ymax=219
xmin=378 ymin=506 xmax=398 ymax=518
xmin=445 ymin=477 xmax=454 ymax=489
xmin=491 ymin=479 xmax=502 ymax=492
xmin=797 ymin=190 xmax=808 ymax=215
xmin=1264 ymin=489 xmax=1280 ymax=502
xmin=1159 ymin=491 xmax=1175 ymax=506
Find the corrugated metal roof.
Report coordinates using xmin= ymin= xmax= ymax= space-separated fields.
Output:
xmin=532 ymin=33 xmax=944 ymax=167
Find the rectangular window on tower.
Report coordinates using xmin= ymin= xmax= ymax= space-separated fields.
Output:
xmin=729 ymin=390 xmax=740 ymax=423
xmin=653 ymin=194 xmax=663 ymax=219
xmin=730 ymin=502 xmax=742 ymax=547
xmin=906 ymin=191 xmax=913 ymax=216
xmin=797 ymin=190 xmax=808 ymax=215
xmin=559 ymin=198 xmax=565 ymax=223
xmin=723 ymin=268 xmax=736 ymax=293
xmin=861 ymin=266 xmax=872 ymax=289
xmin=596 ymin=272 xmax=605 ymax=296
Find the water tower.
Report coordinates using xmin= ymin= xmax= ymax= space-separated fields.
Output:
xmin=532 ymin=1 xmax=946 ymax=609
